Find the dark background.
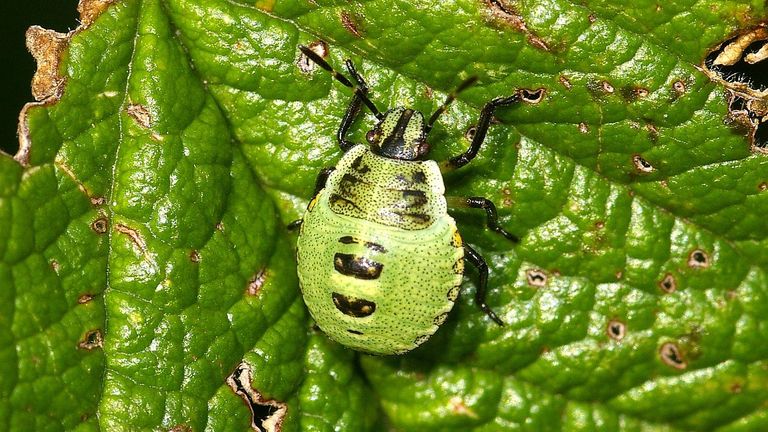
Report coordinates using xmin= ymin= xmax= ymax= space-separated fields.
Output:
xmin=1 ymin=1 xmax=79 ymax=154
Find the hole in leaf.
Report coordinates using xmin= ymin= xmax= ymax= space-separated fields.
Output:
xmin=659 ymin=342 xmax=687 ymax=370
xmin=520 ymin=88 xmax=546 ymax=104
xmin=606 ymin=319 xmax=626 ymax=341
xmin=687 ymin=249 xmax=710 ymax=268
xmin=704 ymin=26 xmax=768 ymax=93
xmin=78 ymin=329 xmax=103 ymax=350
xmin=227 ymin=362 xmax=288 ymax=432
xmin=526 ymin=269 xmax=547 ymax=287
xmin=90 ymin=217 xmax=108 ymax=234
xmin=464 ymin=126 xmax=477 ymax=141
xmin=658 ymin=273 xmax=677 ymax=293
xmin=632 ymin=154 xmax=654 ymax=173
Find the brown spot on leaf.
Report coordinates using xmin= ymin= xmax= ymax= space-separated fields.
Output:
xmin=253 ymin=0 xmax=276 ymax=12
xmin=588 ymin=13 xmax=597 ymax=23
xmin=340 ymin=11 xmax=364 ymax=38
xmin=78 ymin=294 xmax=94 ymax=304
xmin=448 ymin=396 xmax=479 ymax=418
xmin=189 ymin=250 xmax=200 ymax=263
xmin=168 ymin=425 xmax=193 ymax=432
xmin=606 ymin=319 xmax=626 ymax=341
xmin=559 ymin=75 xmax=572 ymax=90
xmin=91 ymin=217 xmax=108 ymax=234
xmin=759 ymin=182 xmax=768 ymax=191
xmin=594 ymin=220 xmax=605 ymax=229
xmin=483 ymin=0 xmax=549 ymax=51
xmin=50 ymin=260 xmax=60 ymax=273
xmin=659 ymin=342 xmax=687 ymax=370
xmin=90 ymin=196 xmax=106 ymax=206
xmin=659 ymin=273 xmax=677 ymax=293
xmin=78 ymin=329 xmax=103 ymax=350
xmin=501 ymin=187 xmax=513 ymax=207
xmin=126 ymin=104 xmax=152 ymax=128
xmin=578 ymin=122 xmax=589 ymax=134
xmin=227 ymin=362 xmax=288 ymax=432
xmin=645 ymin=123 xmax=659 ymax=142
xmin=688 ymin=249 xmax=710 ymax=268
xmin=673 ymin=80 xmax=686 ymax=94
xmin=601 ymin=81 xmax=615 ymax=93
xmin=115 ymin=223 xmax=147 ymax=253
xmin=247 ymin=268 xmax=268 ymax=296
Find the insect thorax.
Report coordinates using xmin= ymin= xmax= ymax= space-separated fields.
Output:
xmin=323 ymin=145 xmax=447 ymax=230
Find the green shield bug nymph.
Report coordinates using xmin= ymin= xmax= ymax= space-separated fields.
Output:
xmin=289 ymin=45 xmax=520 ymax=355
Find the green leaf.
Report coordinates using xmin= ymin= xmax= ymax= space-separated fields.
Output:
xmin=2 ymin=0 xmax=768 ymax=430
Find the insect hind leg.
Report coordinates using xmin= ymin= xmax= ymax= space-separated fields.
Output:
xmin=463 ymin=243 xmax=504 ymax=326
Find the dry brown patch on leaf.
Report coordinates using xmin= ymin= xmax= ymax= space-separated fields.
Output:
xmin=77 ymin=0 xmax=116 ymax=27
xmin=482 ymin=0 xmax=549 ymax=51
xmin=17 ymin=1 xmax=120 ymax=166
xmin=340 ymin=11 xmax=364 ymax=38
xmin=247 ymin=268 xmax=268 ymax=295
xmin=115 ymin=223 xmax=148 ymax=253
xmin=126 ymin=104 xmax=153 ymax=128
xmin=25 ymin=26 xmax=68 ymax=102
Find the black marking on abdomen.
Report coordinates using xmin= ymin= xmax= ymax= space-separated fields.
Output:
xmin=332 ymin=291 xmax=377 ymax=317
xmin=330 ymin=194 xmax=362 ymax=211
xmin=351 ymin=155 xmax=371 ymax=174
xmin=334 ymin=253 xmax=383 ymax=280
xmin=393 ymin=211 xmax=431 ymax=224
xmin=401 ymin=189 xmax=428 ymax=207
xmin=347 ymin=329 xmax=364 ymax=335
xmin=338 ymin=236 xmax=388 ymax=253
xmin=412 ymin=171 xmax=427 ymax=184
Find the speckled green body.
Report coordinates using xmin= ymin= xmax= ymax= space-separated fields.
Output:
xmin=297 ymin=145 xmax=464 ymax=355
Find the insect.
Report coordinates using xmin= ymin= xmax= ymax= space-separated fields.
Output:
xmin=289 ymin=45 xmax=520 ymax=355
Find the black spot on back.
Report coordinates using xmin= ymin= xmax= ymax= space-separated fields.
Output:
xmin=334 ymin=253 xmax=384 ymax=280
xmin=412 ymin=171 xmax=427 ymax=184
xmin=332 ymin=292 xmax=377 ymax=317
xmin=338 ymin=236 xmax=388 ymax=253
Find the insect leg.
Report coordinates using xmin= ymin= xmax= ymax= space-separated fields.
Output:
xmin=287 ymin=167 xmax=335 ymax=231
xmin=447 ymin=196 xmax=518 ymax=242
xmin=312 ymin=167 xmax=335 ymax=198
xmin=443 ymin=93 xmax=521 ymax=170
xmin=299 ymin=46 xmax=382 ymax=152
xmin=463 ymin=243 xmax=504 ymax=326
xmin=337 ymin=61 xmax=373 ymax=151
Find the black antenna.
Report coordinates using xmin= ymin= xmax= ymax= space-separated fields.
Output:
xmin=299 ymin=45 xmax=381 ymax=117
xmin=426 ymin=76 xmax=478 ymax=134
